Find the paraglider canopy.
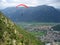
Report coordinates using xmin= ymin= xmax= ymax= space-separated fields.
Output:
xmin=16 ymin=4 xmax=29 ymax=16
xmin=16 ymin=4 xmax=29 ymax=8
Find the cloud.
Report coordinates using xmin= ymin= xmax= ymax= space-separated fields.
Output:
xmin=0 ymin=0 xmax=40 ymax=8
xmin=50 ymin=0 xmax=60 ymax=2
xmin=0 ymin=0 xmax=60 ymax=9
xmin=45 ymin=0 xmax=60 ymax=8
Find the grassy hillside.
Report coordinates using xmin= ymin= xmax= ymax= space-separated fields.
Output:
xmin=0 ymin=11 xmax=44 ymax=45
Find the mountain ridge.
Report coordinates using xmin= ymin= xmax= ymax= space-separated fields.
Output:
xmin=2 ymin=5 xmax=60 ymax=22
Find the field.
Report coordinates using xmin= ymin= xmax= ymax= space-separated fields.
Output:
xmin=16 ymin=22 xmax=60 ymax=26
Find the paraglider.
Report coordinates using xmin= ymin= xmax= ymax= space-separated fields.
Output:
xmin=16 ymin=4 xmax=29 ymax=16
xmin=16 ymin=4 xmax=29 ymax=8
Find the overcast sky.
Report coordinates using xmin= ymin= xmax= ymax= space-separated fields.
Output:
xmin=0 ymin=0 xmax=60 ymax=9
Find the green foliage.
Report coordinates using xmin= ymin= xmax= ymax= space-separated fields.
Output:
xmin=30 ymin=31 xmax=46 ymax=36
xmin=0 ymin=11 xmax=44 ymax=45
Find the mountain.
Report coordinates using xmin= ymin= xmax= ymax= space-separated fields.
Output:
xmin=0 ymin=11 xmax=44 ymax=45
xmin=2 ymin=5 xmax=60 ymax=22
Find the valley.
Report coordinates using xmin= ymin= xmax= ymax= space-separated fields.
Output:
xmin=17 ymin=22 xmax=60 ymax=45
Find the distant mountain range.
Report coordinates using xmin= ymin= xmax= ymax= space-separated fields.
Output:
xmin=2 ymin=5 xmax=60 ymax=22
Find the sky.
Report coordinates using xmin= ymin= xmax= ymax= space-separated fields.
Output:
xmin=0 ymin=0 xmax=60 ymax=9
